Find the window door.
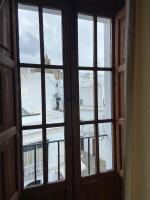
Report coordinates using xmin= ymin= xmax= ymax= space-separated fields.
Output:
xmin=71 ymin=12 xmax=117 ymax=200
xmin=115 ymin=8 xmax=125 ymax=178
xmin=18 ymin=3 xmax=73 ymax=200
xmin=114 ymin=8 xmax=125 ymax=200
xmin=17 ymin=2 xmax=123 ymax=200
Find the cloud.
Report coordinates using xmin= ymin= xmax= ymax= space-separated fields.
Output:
xmin=20 ymin=32 xmax=40 ymax=56
xmin=19 ymin=7 xmax=40 ymax=63
xmin=18 ymin=6 xmax=109 ymax=66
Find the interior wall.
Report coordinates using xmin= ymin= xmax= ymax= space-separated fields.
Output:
xmin=125 ymin=0 xmax=150 ymax=199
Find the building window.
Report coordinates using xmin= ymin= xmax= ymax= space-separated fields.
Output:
xmin=80 ymin=99 xmax=83 ymax=106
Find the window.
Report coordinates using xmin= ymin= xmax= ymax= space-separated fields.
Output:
xmin=18 ymin=4 xmax=65 ymax=188
xmin=97 ymin=17 xmax=111 ymax=68
xmin=18 ymin=2 xmax=114 ymax=190
xmin=43 ymin=9 xmax=63 ymax=65
xmin=78 ymin=14 xmax=94 ymax=67
xmin=18 ymin=4 xmax=40 ymax=64
xmin=78 ymin=14 xmax=113 ymax=176
xmin=80 ymin=99 xmax=83 ymax=106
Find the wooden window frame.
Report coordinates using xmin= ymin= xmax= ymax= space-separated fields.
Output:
xmin=16 ymin=0 xmax=117 ymax=198
xmin=16 ymin=1 xmax=73 ymax=193
xmin=115 ymin=8 xmax=125 ymax=178
xmin=72 ymin=10 xmax=116 ymax=179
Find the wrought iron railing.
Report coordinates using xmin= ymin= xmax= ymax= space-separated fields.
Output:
xmin=80 ymin=135 xmax=108 ymax=175
xmin=23 ymin=135 xmax=107 ymax=186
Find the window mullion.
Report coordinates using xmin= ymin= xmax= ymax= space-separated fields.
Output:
xmin=39 ymin=6 xmax=48 ymax=184
xmin=94 ymin=15 xmax=100 ymax=174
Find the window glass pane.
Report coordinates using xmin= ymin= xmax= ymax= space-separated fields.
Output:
xmin=18 ymin=4 xmax=40 ymax=64
xmin=45 ymin=69 xmax=64 ymax=124
xmin=47 ymin=127 xmax=65 ymax=183
xmin=23 ymin=129 xmax=43 ymax=188
xmin=97 ymin=18 xmax=111 ymax=68
xmin=79 ymin=71 xmax=94 ymax=121
xmin=80 ymin=124 xmax=96 ymax=177
xmin=78 ymin=14 xmax=94 ymax=67
xmin=98 ymin=71 xmax=112 ymax=119
xmin=21 ymin=68 xmax=42 ymax=126
xmin=99 ymin=123 xmax=113 ymax=172
xmin=43 ymin=8 xmax=63 ymax=65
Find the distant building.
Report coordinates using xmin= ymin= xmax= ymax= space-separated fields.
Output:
xmin=45 ymin=53 xmax=51 ymax=65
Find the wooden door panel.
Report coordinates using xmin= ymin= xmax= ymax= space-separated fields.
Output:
xmin=115 ymin=175 xmax=123 ymax=200
xmin=0 ymin=152 xmax=4 ymax=200
xmin=114 ymin=7 xmax=125 ymax=200
xmin=80 ymin=176 xmax=115 ymax=200
xmin=23 ymin=188 xmax=66 ymax=200
xmin=119 ymin=72 xmax=124 ymax=118
xmin=0 ymin=0 xmax=11 ymax=57
xmin=0 ymin=0 xmax=20 ymax=200
xmin=119 ymin=15 xmax=125 ymax=65
xmin=3 ymin=137 xmax=17 ymax=200
xmin=0 ymin=128 xmax=19 ymax=200
xmin=0 ymin=67 xmax=14 ymax=129
xmin=115 ymin=8 xmax=125 ymax=178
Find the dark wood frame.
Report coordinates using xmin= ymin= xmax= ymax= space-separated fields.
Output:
xmin=16 ymin=1 xmax=120 ymax=199
xmin=70 ymin=8 xmax=117 ymax=199
xmin=16 ymin=2 xmax=74 ymax=199
xmin=0 ymin=1 xmax=21 ymax=200
xmin=115 ymin=8 xmax=125 ymax=178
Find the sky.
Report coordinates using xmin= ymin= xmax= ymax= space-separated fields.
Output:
xmin=18 ymin=4 xmax=111 ymax=67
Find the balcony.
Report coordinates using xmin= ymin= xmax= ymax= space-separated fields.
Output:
xmin=23 ymin=135 xmax=108 ymax=187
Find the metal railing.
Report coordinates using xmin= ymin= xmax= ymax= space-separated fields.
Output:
xmin=23 ymin=139 xmax=64 ymax=186
xmin=23 ymin=135 xmax=107 ymax=186
xmin=23 ymin=142 xmax=43 ymax=186
xmin=48 ymin=139 xmax=64 ymax=181
xmin=80 ymin=134 xmax=108 ymax=175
